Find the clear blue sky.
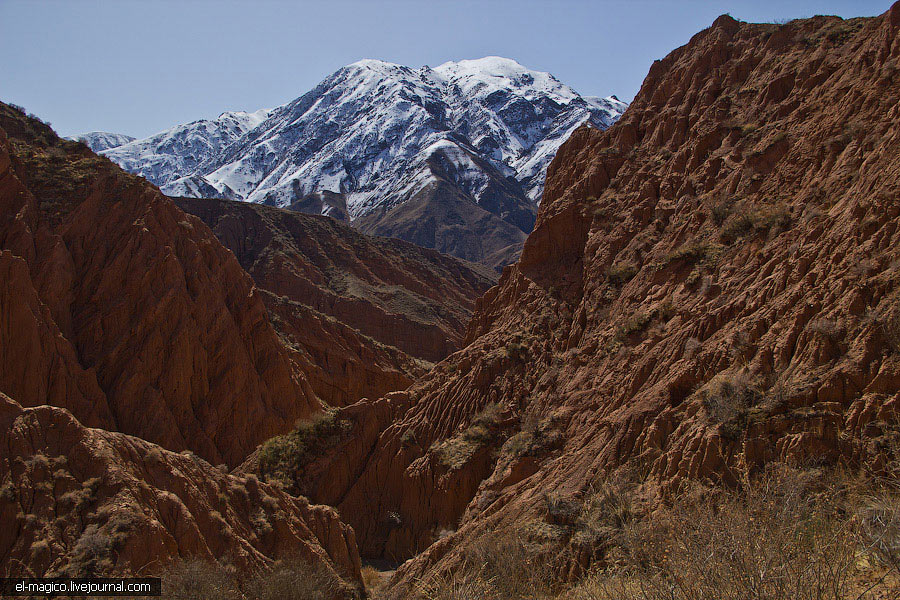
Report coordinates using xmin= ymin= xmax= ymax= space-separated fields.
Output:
xmin=0 ymin=0 xmax=891 ymax=139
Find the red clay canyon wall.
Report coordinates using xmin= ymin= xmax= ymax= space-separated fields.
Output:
xmin=255 ymin=7 xmax=900 ymax=594
xmin=0 ymin=103 xmax=318 ymax=469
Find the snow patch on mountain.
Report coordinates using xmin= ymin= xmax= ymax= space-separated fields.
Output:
xmin=67 ymin=132 xmax=135 ymax=153
xmin=101 ymin=109 xmax=270 ymax=189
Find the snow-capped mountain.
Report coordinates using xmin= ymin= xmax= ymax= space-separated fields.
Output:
xmin=102 ymin=109 xmax=271 ymax=194
xmin=67 ymin=131 xmax=135 ymax=152
xmin=100 ymin=57 xmax=625 ymax=267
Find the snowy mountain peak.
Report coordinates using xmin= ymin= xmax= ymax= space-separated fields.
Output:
xmin=345 ymin=58 xmax=406 ymax=72
xmin=101 ymin=108 xmax=272 ymax=188
xmin=98 ymin=57 xmax=627 ymax=267
xmin=432 ymin=56 xmax=578 ymax=104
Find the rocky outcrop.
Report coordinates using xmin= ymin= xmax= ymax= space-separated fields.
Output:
xmin=0 ymin=103 xmax=318 ymax=468
xmin=0 ymin=392 xmax=362 ymax=593
xmin=176 ymin=196 xmax=496 ymax=405
xmin=259 ymin=6 xmax=900 ymax=594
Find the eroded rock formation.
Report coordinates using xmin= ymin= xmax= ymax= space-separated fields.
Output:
xmin=176 ymin=197 xmax=496 ymax=406
xmin=0 ymin=392 xmax=362 ymax=593
xmin=254 ymin=6 xmax=900 ymax=594
xmin=0 ymin=103 xmax=317 ymax=468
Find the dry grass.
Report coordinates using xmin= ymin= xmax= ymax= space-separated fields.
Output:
xmin=162 ymin=559 xmax=355 ymax=600
xmin=413 ymin=467 xmax=899 ymax=600
xmin=417 ymin=528 xmax=556 ymax=600
xmin=361 ymin=565 xmax=386 ymax=594
xmin=569 ymin=472 xmax=899 ymax=600
xmin=162 ymin=560 xmax=240 ymax=600
xmin=248 ymin=561 xmax=348 ymax=600
xmin=433 ymin=403 xmax=506 ymax=470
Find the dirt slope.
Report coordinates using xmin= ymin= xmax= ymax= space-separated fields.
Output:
xmin=177 ymin=197 xmax=496 ymax=406
xmin=253 ymin=5 xmax=900 ymax=592
xmin=0 ymin=392 xmax=362 ymax=594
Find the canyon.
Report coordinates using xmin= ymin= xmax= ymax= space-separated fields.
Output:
xmin=2 ymin=3 xmax=900 ymax=599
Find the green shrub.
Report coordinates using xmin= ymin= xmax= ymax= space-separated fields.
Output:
xmin=658 ymin=242 xmax=720 ymax=269
xmin=258 ymin=410 xmax=350 ymax=490
xmin=720 ymin=204 xmax=791 ymax=243
xmin=615 ymin=312 xmax=653 ymax=341
xmin=434 ymin=403 xmax=505 ymax=470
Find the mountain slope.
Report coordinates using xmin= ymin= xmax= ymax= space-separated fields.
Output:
xmin=66 ymin=131 xmax=135 ymax=152
xmin=249 ymin=7 xmax=900 ymax=594
xmin=0 ymin=102 xmax=317 ymax=469
xmin=100 ymin=57 xmax=624 ymax=268
xmin=176 ymin=196 xmax=496 ymax=406
xmin=102 ymin=108 xmax=270 ymax=195
xmin=0 ymin=392 xmax=362 ymax=592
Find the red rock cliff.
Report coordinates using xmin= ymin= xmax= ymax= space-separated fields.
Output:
xmin=264 ymin=6 xmax=900 ymax=593
xmin=176 ymin=197 xmax=495 ymax=406
xmin=0 ymin=104 xmax=318 ymax=468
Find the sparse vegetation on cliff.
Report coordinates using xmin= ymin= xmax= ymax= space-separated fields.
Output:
xmin=258 ymin=410 xmax=352 ymax=491
xmin=408 ymin=467 xmax=900 ymax=600
xmin=433 ymin=403 xmax=506 ymax=470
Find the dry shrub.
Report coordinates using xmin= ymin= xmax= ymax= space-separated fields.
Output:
xmin=568 ymin=469 xmax=899 ymax=600
xmin=858 ymin=495 xmax=900 ymax=574
xmin=881 ymin=306 xmax=900 ymax=355
xmin=162 ymin=560 xmax=239 ymax=600
xmin=696 ymin=370 xmax=762 ymax=437
xmin=246 ymin=560 xmax=346 ymax=600
xmin=808 ymin=318 xmax=845 ymax=342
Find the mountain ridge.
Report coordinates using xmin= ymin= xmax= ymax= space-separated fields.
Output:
xmin=96 ymin=57 xmax=625 ymax=268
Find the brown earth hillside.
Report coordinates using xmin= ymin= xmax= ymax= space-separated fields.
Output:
xmin=0 ymin=102 xmax=318 ymax=468
xmin=251 ymin=5 xmax=900 ymax=594
xmin=176 ymin=196 xmax=496 ymax=406
xmin=0 ymin=392 xmax=362 ymax=595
